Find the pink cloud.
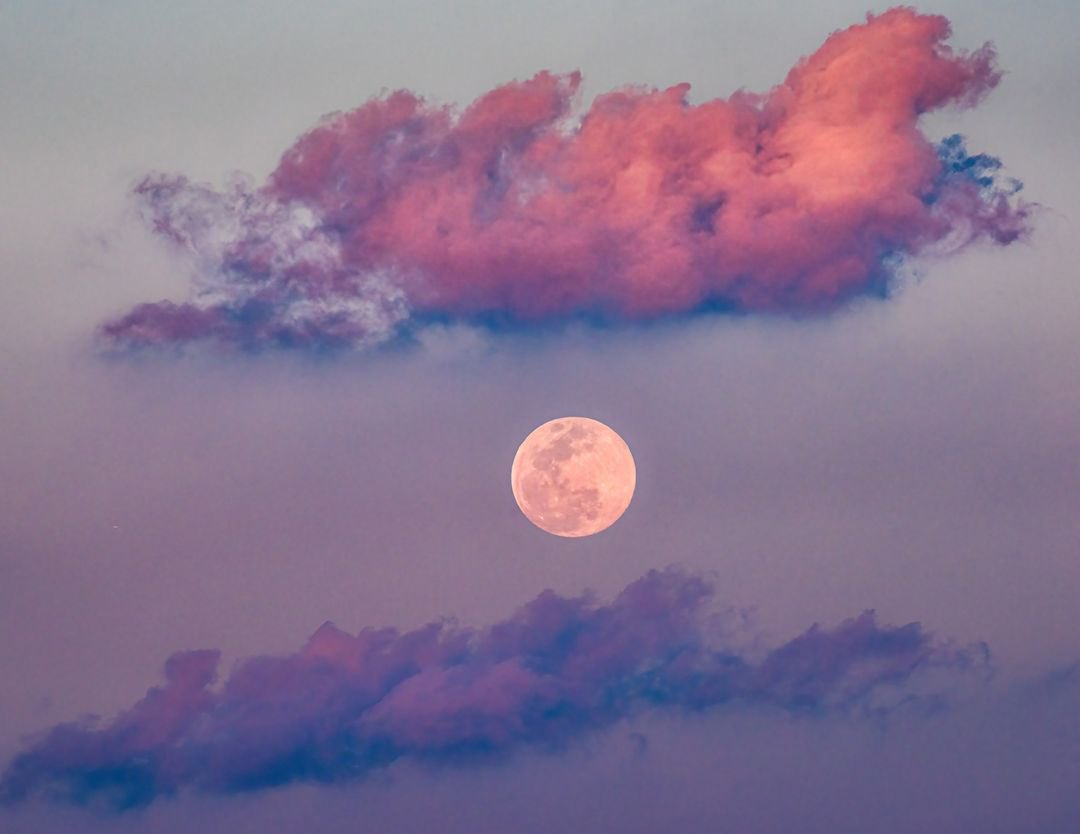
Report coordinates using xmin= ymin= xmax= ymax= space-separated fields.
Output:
xmin=100 ymin=8 xmax=1030 ymax=351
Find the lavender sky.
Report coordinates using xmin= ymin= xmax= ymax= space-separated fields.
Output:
xmin=1 ymin=1 xmax=1079 ymax=831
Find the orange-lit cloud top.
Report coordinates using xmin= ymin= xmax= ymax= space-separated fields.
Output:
xmin=103 ymin=8 xmax=1030 ymax=350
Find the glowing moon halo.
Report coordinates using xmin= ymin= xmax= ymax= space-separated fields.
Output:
xmin=511 ymin=417 xmax=636 ymax=537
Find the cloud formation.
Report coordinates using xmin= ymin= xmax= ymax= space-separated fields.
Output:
xmin=1 ymin=568 xmax=987 ymax=810
xmin=100 ymin=8 xmax=1029 ymax=351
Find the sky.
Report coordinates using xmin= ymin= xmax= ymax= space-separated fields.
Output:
xmin=1 ymin=1 xmax=1079 ymax=831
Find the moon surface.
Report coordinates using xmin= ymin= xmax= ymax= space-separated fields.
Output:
xmin=511 ymin=417 xmax=636 ymax=537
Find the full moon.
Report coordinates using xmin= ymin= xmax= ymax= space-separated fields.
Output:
xmin=511 ymin=417 xmax=636 ymax=537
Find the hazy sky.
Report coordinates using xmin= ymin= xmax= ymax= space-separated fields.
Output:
xmin=2 ymin=1 xmax=1079 ymax=831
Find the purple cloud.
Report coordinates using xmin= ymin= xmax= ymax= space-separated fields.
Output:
xmin=1 ymin=568 xmax=988 ymax=810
